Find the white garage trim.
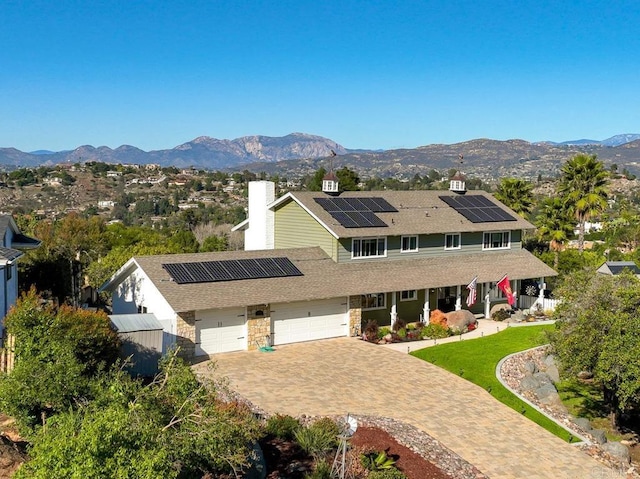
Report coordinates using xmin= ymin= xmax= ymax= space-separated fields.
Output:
xmin=271 ymin=297 xmax=348 ymax=345
xmin=195 ymin=307 xmax=246 ymax=356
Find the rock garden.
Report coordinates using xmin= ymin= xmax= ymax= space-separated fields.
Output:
xmin=501 ymin=346 xmax=640 ymax=477
xmin=362 ymin=309 xmax=478 ymax=344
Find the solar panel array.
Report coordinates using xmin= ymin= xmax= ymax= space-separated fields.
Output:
xmin=162 ymin=257 xmax=303 ymax=284
xmin=314 ymin=197 xmax=397 ymax=228
xmin=438 ymin=195 xmax=517 ymax=223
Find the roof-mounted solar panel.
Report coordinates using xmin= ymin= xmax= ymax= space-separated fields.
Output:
xmin=439 ymin=195 xmax=517 ymax=223
xmin=162 ymin=257 xmax=303 ymax=284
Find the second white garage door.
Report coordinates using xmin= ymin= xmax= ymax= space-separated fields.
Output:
xmin=271 ymin=297 xmax=348 ymax=345
xmin=195 ymin=307 xmax=246 ymax=356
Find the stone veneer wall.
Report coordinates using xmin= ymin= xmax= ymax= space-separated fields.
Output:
xmin=176 ymin=310 xmax=196 ymax=360
xmin=247 ymin=304 xmax=271 ymax=350
xmin=349 ymin=295 xmax=362 ymax=337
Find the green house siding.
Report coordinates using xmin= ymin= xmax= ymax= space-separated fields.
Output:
xmin=274 ymin=200 xmax=338 ymax=260
xmin=360 ymin=290 xmax=426 ymax=327
xmin=338 ymin=230 xmax=524 ymax=263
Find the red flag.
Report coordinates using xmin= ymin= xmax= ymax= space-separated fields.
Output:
xmin=497 ymin=274 xmax=515 ymax=306
xmin=466 ymin=276 xmax=477 ymax=308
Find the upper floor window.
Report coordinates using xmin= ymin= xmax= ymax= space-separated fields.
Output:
xmin=483 ymin=231 xmax=510 ymax=250
xmin=444 ymin=233 xmax=461 ymax=250
xmin=400 ymin=290 xmax=417 ymax=301
xmin=401 ymin=235 xmax=418 ymax=253
xmin=352 ymin=237 xmax=386 ymax=259
xmin=362 ymin=293 xmax=386 ymax=310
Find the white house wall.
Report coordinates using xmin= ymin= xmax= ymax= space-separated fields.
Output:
xmin=112 ymin=266 xmax=177 ymax=350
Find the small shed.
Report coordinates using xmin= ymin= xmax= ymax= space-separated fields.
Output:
xmin=110 ymin=313 xmax=164 ymax=377
xmin=596 ymin=261 xmax=640 ymax=278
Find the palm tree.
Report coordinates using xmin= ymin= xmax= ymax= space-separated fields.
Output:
xmin=536 ymin=197 xmax=574 ymax=269
xmin=494 ymin=178 xmax=534 ymax=217
xmin=558 ymin=154 xmax=608 ymax=253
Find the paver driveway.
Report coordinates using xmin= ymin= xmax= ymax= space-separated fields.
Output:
xmin=195 ymin=337 xmax=616 ymax=479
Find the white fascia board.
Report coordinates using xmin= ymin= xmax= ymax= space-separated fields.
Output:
xmin=231 ymin=218 xmax=249 ymax=232
xmin=98 ymin=257 xmax=140 ymax=293
xmin=269 ymin=192 xmax=340 ymax=240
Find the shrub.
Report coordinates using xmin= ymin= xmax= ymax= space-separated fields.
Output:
xmin=378 ymin=327 xmax=392 ymax=340
xmin=429 ymin=309 xmax=447 ymax=327
xmin=265 ymin=414 xmax=301 ymax=440
xmin=360 ymin=450 xmax=397 ymax=471
xmin=392 ymin=318 xmax=406 ymax=332
xmin=363 ymin=320 xmax=379 ymax=342
xmin=492 ymin=309 xmax=510 ymax=322
xmin=304 ymin=459 xmax=332 ymax=479
xmin=396 ymin=328 xmax=407 ymax=340
xmin=420 ymin=323 xmax=451 ymax=339
xmin=310 ymin=417 xmax=341 ymax=439
xmin=368 ymin=469 xmax=407 ymax=479
xmin=294 ymin=424 xmax=337 ymax=458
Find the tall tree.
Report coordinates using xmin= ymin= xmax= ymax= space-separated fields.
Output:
xmin=551 ymin=270 xmax=640 ymax=430
xmin=558 ymin=154 xmax=608 ymax=253
xmin=536 ymin=197 xmax=574 ymax=269
xmin=494 ymin=178 xmax=534 ymax=217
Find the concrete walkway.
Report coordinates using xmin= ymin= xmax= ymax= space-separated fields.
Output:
xmin=383 ymin=318 xmax=555 ymax=353
xmin=197 ymin=337 xmax=617 ymax=479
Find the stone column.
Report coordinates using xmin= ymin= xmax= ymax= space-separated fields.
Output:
xmin=247 ymin=304 xmax=271 ymax=350
xmin=348 ymin=295 xmax=362 ymax=337
xmin=176 ymin=310 xmax=196 ymax=361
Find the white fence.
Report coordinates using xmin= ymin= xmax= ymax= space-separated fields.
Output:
xmin=518 ymin=295 xmax=561 ymax=313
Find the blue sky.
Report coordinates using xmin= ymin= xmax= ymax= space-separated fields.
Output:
xmin=1 ymin=1 xmax=639 ymax=151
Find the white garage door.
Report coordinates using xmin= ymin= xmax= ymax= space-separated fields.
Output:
xmin=272 ymin=297 xmax=348 ymax=345
xmin=195 ymin=307 xmax=246 ymax=356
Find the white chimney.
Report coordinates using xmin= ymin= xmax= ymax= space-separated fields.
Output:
xmin=245 ymin=181 xmax=275 ymax=250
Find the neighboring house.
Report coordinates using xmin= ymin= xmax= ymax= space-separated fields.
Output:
xmin=0 ymin=216 xmax=40 ymax=326
xmin=101 ymin=176 xmax=556 ymax=361
xmin=596 ymin=261 xmax=640 ymax=278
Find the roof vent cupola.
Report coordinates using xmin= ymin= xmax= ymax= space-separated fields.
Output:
xmin=449 ymin=172 xmax=466 ymax=193
xmin=322 ymin=170 xmax=339 ymax=195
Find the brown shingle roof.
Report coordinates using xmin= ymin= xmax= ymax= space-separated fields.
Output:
xmin=120 ymin=246 xmax=555 ymax=312
xmin=281 ymin=190 xmax=533 ymax=238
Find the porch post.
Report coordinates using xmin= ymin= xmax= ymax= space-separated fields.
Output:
xmin=423 ymin=289 xmax=429 ymax=323
xmin=455 ymin=285 xmax=462 ymax=310
xmin=484 ymin=282 xmax=491 ymax=318
xmin=390 ymin=292 xmax=398 ymax=327
xmin=538 ymin=276 xmax=545 ymax=308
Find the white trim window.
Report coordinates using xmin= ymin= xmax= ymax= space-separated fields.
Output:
xmin=483 ymin=231 xmax=511 ymax=250
xmin=352 ymin=237 xmax=386 ymax=259
xmin=400 ymin=290 xmax=417 ymax=301
xmin=401 ymin=235 xmax=418 ymax=253
xmin=362 ymin=293 xmax=386 ymax=310
xmin=444 ymin=233 xmax=461 ymax=250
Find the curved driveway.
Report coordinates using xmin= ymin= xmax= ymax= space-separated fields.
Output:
xmin=196 ymin=337 xmax=615 ymax=479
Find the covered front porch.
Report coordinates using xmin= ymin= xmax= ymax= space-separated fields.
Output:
xmin=359 ymin=276 xmax=552 ymax=328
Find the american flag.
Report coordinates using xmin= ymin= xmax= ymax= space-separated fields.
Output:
xmin=466 ymin=276 xmax=478 ymax=308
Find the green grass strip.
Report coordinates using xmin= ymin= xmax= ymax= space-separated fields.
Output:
xmin=411 ymin=325 xmax=576 ymax=442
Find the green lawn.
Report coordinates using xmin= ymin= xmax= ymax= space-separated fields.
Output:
xmin=411 ymin=324 xmax=576 ymax=442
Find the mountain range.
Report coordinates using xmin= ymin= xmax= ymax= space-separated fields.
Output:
xmin=2 ymin=133 xmax=640 ymax=179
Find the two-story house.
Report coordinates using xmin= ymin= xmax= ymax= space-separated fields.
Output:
xmin=0 ymin=216 xmax=40 ymax=326
xmin=100 ymin=177 xmax=555 ymax=361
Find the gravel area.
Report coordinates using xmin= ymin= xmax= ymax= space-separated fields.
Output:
xmin=215 ymin=380 xmax=488 ymax=478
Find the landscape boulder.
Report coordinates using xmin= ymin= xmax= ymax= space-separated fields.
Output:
xmin=572 ymin=417 xmax=592 ymax=432
xmin=490 ymin=303 xmax=512 ymax=317
xmin=444 ymin=309 xmax=477 ymax=332
xmin=601 ymin=442 xmax=630 ymax=465
xmin=522 ymin=361 xmax=538 ymax=374
xmin=590 ymin=429 xmax=607 ymax=445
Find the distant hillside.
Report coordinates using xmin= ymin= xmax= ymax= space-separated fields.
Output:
xmin=0 ymin=133 xmax=347 ymax=170
xmin=2 ymin=133 xmax=640 ymax=181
